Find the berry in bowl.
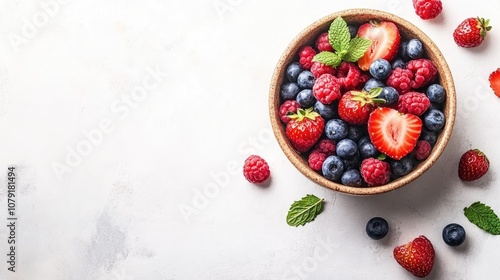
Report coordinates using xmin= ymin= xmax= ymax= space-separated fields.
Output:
xmin=269 ymin=9 xmax=456 ymax=195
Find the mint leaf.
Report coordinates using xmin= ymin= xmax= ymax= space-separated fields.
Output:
xmin=343 ymin=37 xmax=372 ymax=62
xmin=328 ymin=17 xmax=350 ymax=53
xmin=312 ymin=51 xmax=341 ymax=67
xmin=464 ymin=201 xmax=500 ymax=235
xmin=287 ymin=194 xmax=324 ymax=227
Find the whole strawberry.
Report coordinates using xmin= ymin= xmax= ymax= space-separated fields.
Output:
xmin=458 ymin=149 xmax=489 ymax=181
xmin=394 ymin=235 xmax=435 ymax=278
xmin=338 ymin=88 xmax=385 ymax=125
xmin=286 ymin=108 xmax=325 ymax=153
xmin=453 ymin=17 xmax=492 ymax=48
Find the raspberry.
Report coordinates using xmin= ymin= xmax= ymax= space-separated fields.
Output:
xmin=407 ymin=59 xmax=437 ymax=89
xmin=413 ymin=0 xmax=442 ymax=20
xmin=397 ymin=92 xmax=431 ymax=116
xmin=386 ymin=67 xmax=414 ymax=94
xmin=314 ymin=139 xmax=336 ymax=155
xmin=279 ymin=100 xmax=300 ymax=123
xmin=360 ymin=158 xmax=391 ymax=186
xmin=308 ymin=150 xmax=327 ymax=171
xmin=312 ymin=74 xmax=341 ymax=105
xmin=413 ymin=140 xmax=431 ymax=161
xmin=298 ymin=46 xmax=316 ymax=70
xmin=336 ymin=62 xmax=362 ymax=91
xmin=315 ymin=32 xmax=334 ymax=52
xmin=243 ymin=155 xmax=270 ymax=184
xmin=310 ymin=62 xmax=335 ymax=78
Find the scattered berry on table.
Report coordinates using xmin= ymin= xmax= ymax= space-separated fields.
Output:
xmin=458 ymin=149 xmax=489 ymax=181
xmin=357 ymin=20 xmax=401 ymax=71
xmin=286 ymin=108 xmax=325 ymax=153
xmin=426 ymin=84 xmax=446 ymax=103
xmin=423 ymin=108 xmax=445 ymax=132
xmin=243 ymin=155 xmax=271 ymax=184
xmin=390 ymin=156 xmax=414 ymax=177
xmin=413 ymin=0 xmax=442 ymax=20
xmin=347 ymin=125 xmax=365 ymax=142
xmin=442 ymin=223 xmax=466 ymax=247
xmin=322 ymin=155 xmax=345 ymax=181
xmin=407 ymin=58 xmax=438 ymax=89
xmin=364 ymin=78 xmax=385 ymax=92
xmin=397 ymin=91 xmax=431 ymax=116
xmin=369 ymin=58 xmax=392 ymax=80
xmin=279 ymin=100 xmax=300 ymax=123
xmin=360 ymin=157 xmax=391 ymax=186
xmin=341 ymin=169 xmax=363 ymax=187
xmin=366 ymin=217 xmax=389 ymax=240
xmin=393 ymin=235 xmax=435 ymax=278
xmin=315 ymin=32 xmax=334 ymax=52
xmin=286 ymin=62 xmax=303 ymax=82
xmin=312 ymin=74 xmax=341 ymax=104
xmin=386 ymin=67 xmax=413 ymax=94
xmin=296 ymin=89 xmax=316 ymax=108
xmin=359 ymin=137 xmax=380 ymax=159
xmin=406 ymin=38 xmax=424 ymax=59
xmin=315 ymin=139 xmax=336 ymax=155
xmin=325 ymin=119 xmax=348 ymax=141
xmin=308 ymin=150 xmax=327 ymax=171
xmin=379 ymin=86 xmax=399 ymax=106
xmin=453 ymin=17 xmax=491 ymax=48
xmin=281 ymin=82 xmax=300 ymax=100
xmin=310 ymin=61 xmax=335 ymax=78
xmin=297 ymin=70 xmax=316 ymax=89
xmin=314 ymin=100 xmax=338 ymax=119
xmin=298 ymin=46 xmax=316 ymax=69
xmin=336 ymin=139 xmax=359 ymax=159
xmin=489 ymin=68 xmax=500 ymax=97
xmin=413 ymin=140 xmax=431 ymax=161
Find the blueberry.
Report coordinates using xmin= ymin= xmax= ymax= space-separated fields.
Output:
xmin=281 ymin=82 xmax=300 ymax=100
xmin=343 ymin=152 xmax=361 ymax=170
xmin=424 ymin=109 xmax=446 ymax=132
xmin=358 ymin=136 xmax=371 ymax=147
xmin=392 ymin=58 xmax=406 ymax=69
xmin=297 ymin=70 xmax=315 ymax=89
xmin=348 ymin=25 xmax=358 ymax=38
xmin=369 ymin=59 xmax=392 ymax=80
xmin=379 ymin=86 xmax=399 ymax=106
xmin=325 ymin=119 xmax=348 ymax=141
xmin=348 ymin=125 xmax=364 ymax=141
xmin=399 ymin=41 xmax=409 ymax=61
xmin=420 ymin=129 xmax=438 ymax=146
xmin=322 ymin=155 xmax=344 ymax=182
xmin=426 ymin=84 xmax=446 ymax=104
xmin=364 ymin=78 xmax=385 ymax=92
xmin=341 ymin=169 xmax=363 ymax=187
xmin=430 ymin=102 xmax=442 ymax=111
xmin=359 ymin=139 xmax=380 ymax=159
xmin=390 ymin=157 xmax=414 ymax=177
xmin=406 ymin=39 xmax=424 ymax=59
xmin=286 ymin=62 xmax=303 ymax=82
xmin=442 ymin=223 xmax=466 ymax=247
xmin=296 ymin=89 xmax=316 ymax=108
xmin=366 ymin=217 xmax=389 ymax=240
xmin=314 ymin=101 xmax=338 ymax=120
xmin=336 ymin=139 xmax=358 ymax=159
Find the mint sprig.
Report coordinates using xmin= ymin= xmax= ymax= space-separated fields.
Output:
xmin=286 ymin=194 xmax=324 ymax=227
xmin=464 ymin=201 xmax=500 ymax=235
xmin=313 ymin=16 xmax=371 ymax=67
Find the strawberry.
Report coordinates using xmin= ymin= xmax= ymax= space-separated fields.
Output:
xmin=489 ymin=68 xmax=500 ymax=98
xmin=368 ymin=107 xmax=422 ymax=160
xmin=393 ymin=235 xmax=435 ymax=278
xmin=338 ymin=88 xmax=385 ymax=125
xmin=453 ymin=17 xmax=492 ymax=48
xmin=458 ymin=149 xmax=489 ymax=181
xmin=286 ymin=108 xmax=325 ymax=153
xmin=357 ymin=20 xmax=401 ymax=71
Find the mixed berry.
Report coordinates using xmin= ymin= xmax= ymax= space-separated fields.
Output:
xmin=279 ymin=17 xmax=448 ymax=187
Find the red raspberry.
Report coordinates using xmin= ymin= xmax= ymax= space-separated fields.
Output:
xmin=386 ymin=67 xmax=413 ymax=94
xmin=279 ymin=100 xmax=301 ymax=123
xmin=413 ymin=0 xmax=442 ymax=20
xmin=312 ymin=74 xmax=341 ymax=105
xmin=243 ymin=155 xmax=270 ymax=184
xmin=360 ymin=158 xmax=391 ymax=186
xmin=413 ymin=140 xmax=431 ymax=161
xmin=308 ymin=150 xmax=327 ymax=171
xmin=314 ymin=139 xmax=336 ymax=155
xmin=315 ymin=32 xmax=334 ymax=52
xmin=406 ymin=59 xmax=437 ymax=89
xmin=310 ymin=62 xmax=335 ymax=78
xmin=298 ymin=46 xmax=316 ymax=70
xmin=336 ymin=62 xmax=361 ymax=91
xmin=397 ymin=92 xmax=431 ymax=116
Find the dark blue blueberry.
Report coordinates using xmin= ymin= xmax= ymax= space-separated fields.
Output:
xmin=442 ymin=223 xmax=466 ymax=247
xmin=325 ymin=119 xmax=348 ymax=141
xmin=343 ymin=152 xmax=361 ymax=170
xmin=420 ymin=129 xmax=437 ymax=146
xmin=398 ymin=41 xmax=410 ymax=61
xmin=424 ymin=109 xmax=446 ymax=132
xmin=296 ymin=89 xmax=316 ymax=108
xmin=347 ymin=125 xmax=364 ymax=141
xmin=406 ymin=39 xmax=424 ymax=59
xmin=359 ymin=139 xmax=380 ymax=159
xmin=322 ymin=155 xmax=344 ymax=182
xmin=336 ymin=139 xmax=358 ymax=159
xmin=348 ymin=25 xmax=358 ymax=38
xmin=369 ymin=59 xmax=392 ymax=80
xmin=426 ymin=84 xmax=446 ymax=104
xmin=358 ymin=136 xmax=371 ymax=147
xmin=341 ymin=169 xmax=363 ymax=187
xmin=366 ymin=217 xmax=389 ymax=240
xmin=297 ymin=70 xmax=315 ymax=89
xmin=390 ymin=157 xmax=414 ymax=177
xmin=281 ymin=82 xmax=300 ymax=100
xmin=286 ymin=62 xmax=303 ymax=82
xmin=392 ymin=58 xmax=406 ymax=69
xmin=314 ymin=101 xmax=338 ymax=120
xmin=379 ymin=86 xmax=399 ymax=106
xmin=364 ymin=78 xmax=385 ymax=92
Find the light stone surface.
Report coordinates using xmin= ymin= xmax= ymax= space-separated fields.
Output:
xmin=1 ymin=0 xmax=500 ymax=279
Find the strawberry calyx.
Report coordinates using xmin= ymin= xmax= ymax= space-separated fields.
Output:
xmin=477 ymin=17 xmax=492 ymax=38
xmin=349 ymin=87 xmax=386 ymax=106
xmin=473 ymin=149 xmax=489 ymax=164
xmin=288 ymin=107 xmax=320 ymax=122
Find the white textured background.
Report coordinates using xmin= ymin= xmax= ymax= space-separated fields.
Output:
xmin=1 ymin=0 xmax=500 ymax=279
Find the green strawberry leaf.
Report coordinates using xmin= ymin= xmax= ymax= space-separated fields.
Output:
xmin=312 ymin=51 xmax=341 ymax=67
xmin=287 ymin=194 xmax=324 ymax=227
xmin=328 ymin=16 xmax=350 ymax=53
xmin=464 ymin=201 xmax=500 ymax=235
xmin=343 ymin=37 xmax=372 ymax=62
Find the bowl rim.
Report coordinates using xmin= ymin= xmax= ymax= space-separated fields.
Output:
xmin=269 ymin=8 xmax=456 ymax=195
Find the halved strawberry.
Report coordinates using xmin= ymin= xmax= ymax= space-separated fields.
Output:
xmin=368 ymin=108 xmax=422 ymax=160
xmin=489 ymin=68 xmax=500 ymax=98
xmin=357 ymin=21 xmax=401 ymax=71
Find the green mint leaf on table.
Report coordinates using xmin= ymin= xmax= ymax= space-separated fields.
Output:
xmin=328 ymin=16 xmax=350 ymax=53
xmin=343 ymin=37 xmax=372 ymax=62
xmin=286 ymin=194 xmax=324 ymax=227
xmin=312 ymin=51 xmax=341 ymax=67
xmin=464 ymin=201 xmax=500 ymax=235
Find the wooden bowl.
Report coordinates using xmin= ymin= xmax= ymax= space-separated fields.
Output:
xmin=269 ymin=9 xmax=456 ymax=195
